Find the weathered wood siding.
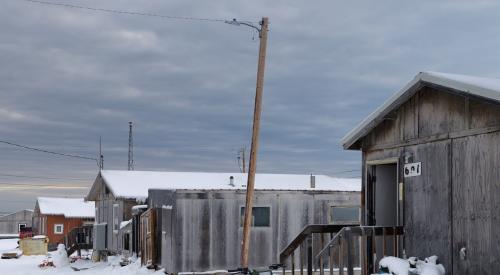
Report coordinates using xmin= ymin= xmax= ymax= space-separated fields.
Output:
xmin=403 ymin=141 xmax=451 ymax=269
xmin=452 ymin=132 xmax=500 ymax=274
xmin=360 ymin=84 xmax=500 ymax=274
xmin=0 ymin=210 xmax=33 ymax=234
xmin=93 ymin=176 xmax=139 ymax=253
xmin=149 ymin=189 xmax=359 ymax=273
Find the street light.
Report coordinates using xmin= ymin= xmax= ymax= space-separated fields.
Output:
xmin=226 ymin=17 xmax=269 ymax=273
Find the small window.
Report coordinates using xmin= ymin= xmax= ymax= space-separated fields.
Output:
xmin=54 ymin=224 xmax=64 ymax=234
xmin=240 ymin=207 xmax=270 ymax=227
xmin=123 ymin=233 xmax=130 ymax=251
xmin=330 ymin=206 xmax=360 ymax=224
xmin=18 ymin=223 xmax=27 ymax=232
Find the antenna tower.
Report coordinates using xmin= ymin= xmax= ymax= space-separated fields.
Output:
xmin=128 ymin=122 xmax=134 ymax=170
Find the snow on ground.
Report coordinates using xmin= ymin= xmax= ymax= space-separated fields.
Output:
xmin=379 ymin=255 xmax=445 ymax=275
xmin=0 ymin=239 xmax=164 ymax=275
xmin=0 ymin=238 xmax=19 ymax=253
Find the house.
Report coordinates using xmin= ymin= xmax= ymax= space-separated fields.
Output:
xmin=342 ymin=71 xmax=500 ymax=274
xmin=0 ymin=209 xmax=33 ymax=235
xmin=86 ymin=170 xmax=360 ymax=272
xmin=32 ymin=197 xmax=95 ymax=249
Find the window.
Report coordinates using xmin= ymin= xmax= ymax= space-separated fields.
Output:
xmin=330 ymin=206 xmax=360 ymax=224
xmin=18 ymin=223 xmax=27 ymax=232
xmin=54 ymin=224 xmax=64 ymax=234
xmin=113 ymin=204 xmax=120 ymax=232
xmin=123 ymin=233 xmax=130 ymax=251
xmin=240 ymin=206 xmax=270 ymax=227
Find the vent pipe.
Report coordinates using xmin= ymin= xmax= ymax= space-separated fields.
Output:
xmin=310 ymin=174 xmax=316 ymax=189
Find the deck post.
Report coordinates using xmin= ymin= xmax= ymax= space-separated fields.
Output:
xmin=339 ymin=235 xmax=344 ymax=275
xmin=382 ymin=227 xmax=387 ymax=256
xmin=329 ymin=246 xmax=334 ymax=275
xmin=307 ymin=237 xmax=313 ymax=275
xmin=360 ymin=227 xmax=367 ymax=275
xmin=393 ymin=226 xmax=397 ymax=257
xmin=345 ymin=228 xmax=353 ymax=275
xmin=371 ymin=228 xmax=377 ymax=274
xmin=300 ymin=243 xmax=304 ymax=275
xmin=292 ymin=251 xmax=295 ymax=275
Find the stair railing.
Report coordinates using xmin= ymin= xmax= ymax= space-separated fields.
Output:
xmin=315 ymin=226 xmax=404 ymax=275
xmin=278 ymin=224 xmax=357 ymax=275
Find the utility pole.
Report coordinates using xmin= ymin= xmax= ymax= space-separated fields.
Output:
xmin=236 ymin=17 xmax=269 ymax=272
xmin=241 ymin=148 xmax=246 ymax=174
xmin=99 ymin=136 xmax=103 ymax=170
xmin=128 ymin=121 xmax=134 ymax=171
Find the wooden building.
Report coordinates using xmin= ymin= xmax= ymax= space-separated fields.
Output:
xmin=0 ymin=209 xmax=33 ymax=234
xmin=32 ymin=197 xmax=95 ymax=249
xmin=342 ymin=71 xmax=500 ymax=274
xmin=86 ymin=170 xmax=360 ymax=271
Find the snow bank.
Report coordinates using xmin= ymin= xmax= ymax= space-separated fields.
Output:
xmin=0 ymin=238 xmax=19 ymax=253
xmin=379 ymin=256 xmax=410 ymax=275
xmin=379 ymin=255 xmax=445 ymax=275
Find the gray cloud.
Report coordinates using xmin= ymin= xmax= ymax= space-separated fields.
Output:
xmin=1 ymin=0 xmax=500 ymax=212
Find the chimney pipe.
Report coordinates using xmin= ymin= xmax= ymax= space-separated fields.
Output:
xmin=310 ymin=174 xmax=316 ymax=189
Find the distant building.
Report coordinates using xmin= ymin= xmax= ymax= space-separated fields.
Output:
xmin=32 ymin=197 xmax=95 ymax=249
xmin=86 ymin=170 xmax=361 ymax=272
xmin=0 ymin=209 xmax=33 ymax=234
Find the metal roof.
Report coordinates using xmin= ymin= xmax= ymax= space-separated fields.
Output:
xmin=341 ymin=71 xmax=500 ymax=150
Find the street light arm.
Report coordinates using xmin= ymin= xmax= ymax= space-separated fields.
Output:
xmin=225 ymin=18 xmax=262 ymax=36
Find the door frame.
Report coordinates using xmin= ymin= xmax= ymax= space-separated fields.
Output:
xmin=366 ymin=157 xmax=401 ymax=227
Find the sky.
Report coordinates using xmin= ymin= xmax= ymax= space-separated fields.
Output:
xmin=2 ymin=0 xmax=500 ymax=212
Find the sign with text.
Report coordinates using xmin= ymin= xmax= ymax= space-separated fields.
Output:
xmin=404 ymin=162 xmax=421 ymax=177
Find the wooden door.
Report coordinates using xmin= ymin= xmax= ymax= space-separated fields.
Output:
xmin=140 ymin=209 xmax=155 ymax=267
xmin=452 ymin=133 xmax=500 ymax=274
xmin=404 ymin=140 xmax=452 ymax=272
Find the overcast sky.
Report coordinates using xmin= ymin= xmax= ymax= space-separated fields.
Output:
xmin=2 ymin=0 xmax=500 ymax=212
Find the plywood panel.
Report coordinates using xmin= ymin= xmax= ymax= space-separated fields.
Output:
xmin=469 ymin=98 xmax=500 ymax=129
xmin=403 ymin=140 xmax=452 ymax=272
xmin=452 ymin=132 xmax=500 ymax=274
xmin=418 ymin=87 xmax=466 ymax=137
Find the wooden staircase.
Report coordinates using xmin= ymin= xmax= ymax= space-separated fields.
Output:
xmin=278 ymin=225 xmax=404 ymax=275
xmin=64 ymin=225 xmax=93 ymax=257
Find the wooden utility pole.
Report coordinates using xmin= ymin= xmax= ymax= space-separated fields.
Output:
xmin=240 ymin=16 xmax=269 ymax=272
xmin=242 ymin=148 xmax=246 ymax=174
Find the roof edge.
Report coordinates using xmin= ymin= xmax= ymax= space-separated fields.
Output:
xmin=341 ymin=71 xmax=500 ymax=150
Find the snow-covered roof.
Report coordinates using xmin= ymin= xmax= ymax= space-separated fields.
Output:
xmin=96 ymin=170 xmax=360 ymax=200
xmin=342 ymin=71 xmax=500 ymax=149
xmin=36 ymin=197 xmax=95 ymax=218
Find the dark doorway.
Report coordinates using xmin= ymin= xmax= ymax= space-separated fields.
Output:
xmin=366 ymin=162 xmax=400 ymax=271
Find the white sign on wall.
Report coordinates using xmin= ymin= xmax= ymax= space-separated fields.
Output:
xmin=404 ymin=162 xmax=421 ymax=177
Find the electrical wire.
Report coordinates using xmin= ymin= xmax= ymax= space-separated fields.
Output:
xmin=0 ymin=140 xmax=97 ymax=161
xmin=330 ymin=169 xmax=360 ymax=174
xmin=22 ymin=0 xmax=235 ymax=23
xmin=0 ymin=172 xmax=90 ymax=181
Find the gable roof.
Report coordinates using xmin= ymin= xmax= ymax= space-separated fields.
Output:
xmin=88 ymin=170 xmax=361 ymax=200
xmin=36 ymin=197 xmax=95 ymax=218
xmin=341 ymin=71 xmax=500 ymax=150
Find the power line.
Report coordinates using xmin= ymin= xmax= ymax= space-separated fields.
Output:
xmin=330 ymin=169 xmax=361 ymax=175
xmin=0 ymin=140 xmax=97 ymax=161
xmin=0 ymin=172 xmax=90 ymax=181
xmin=0 ymin=182 xmax=88 ymax=188
xmin=22 ymin=0 xmax=247 ymax=23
